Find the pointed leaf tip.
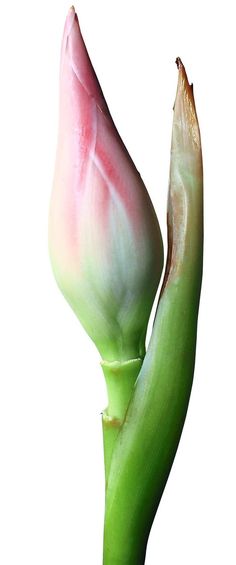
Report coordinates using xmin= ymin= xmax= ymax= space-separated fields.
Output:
xmin=175 ymin=56 xmax=183 ymax=70
xmin=173 ymin=58 xmax=200 ymax=151
xmin=175 ymin=57 xmax=191 ymax=89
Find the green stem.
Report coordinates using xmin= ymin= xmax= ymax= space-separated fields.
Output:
xmin=103 ymin=534 xmax=147 ymax=565
xmin=103 ymin=276 xmax=202 ymax=564
xmin=101 ymin=358 xmax=142 ymax=483
xmin=101 ymin=361 xmax=150 ymax=564
xmin=101 ymin=358 xmax=143 ymax=422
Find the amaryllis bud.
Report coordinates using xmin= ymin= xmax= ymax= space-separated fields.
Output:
xmin=49 ymin=7 xmax=163 ymax=362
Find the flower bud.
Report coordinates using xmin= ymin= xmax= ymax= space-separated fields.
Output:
xmin=49 ymin=7 xmax=163 ymax=362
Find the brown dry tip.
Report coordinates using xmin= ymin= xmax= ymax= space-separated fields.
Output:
xmin=175 ymin=57 xmax=183 ymax=70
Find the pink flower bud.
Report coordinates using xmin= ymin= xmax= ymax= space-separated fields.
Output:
xmin=49 ymin=7 xmax=163 ymax=362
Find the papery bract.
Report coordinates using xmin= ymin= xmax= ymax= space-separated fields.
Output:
xmin=49 ymin=7 xmax=163 ymax=362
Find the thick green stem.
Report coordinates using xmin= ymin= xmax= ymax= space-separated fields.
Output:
xmin=103 ymin=277 xmax=202 ymax=564
xmin=103 ymin=534 xmax=147 ymax=565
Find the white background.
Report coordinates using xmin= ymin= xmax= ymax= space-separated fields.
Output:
xmin=0 ymin=0 xmax=235 ymax=563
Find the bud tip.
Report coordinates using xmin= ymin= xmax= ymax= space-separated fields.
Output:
xmin=64 ymin=5 xmax=76 ymax=37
